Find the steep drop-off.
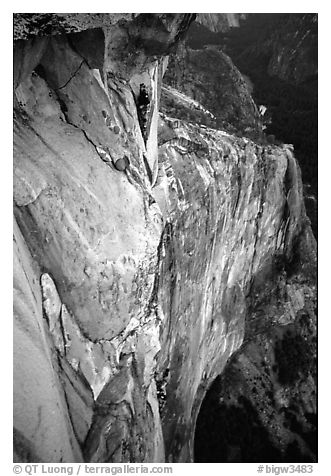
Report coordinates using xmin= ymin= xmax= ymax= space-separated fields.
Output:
xmin=191 ymin=13 xmax=318 ymax=237
xmin=13 ymin=13 xmax=316 ymax=463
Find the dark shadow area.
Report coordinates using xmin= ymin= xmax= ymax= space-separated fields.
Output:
xmin=194 ymin=372 xmax=316 ymax=463
xmin=195 ymin=386 xmax=283 ymax=462
xmin=194 ymin=319 xmax=317 ymax=463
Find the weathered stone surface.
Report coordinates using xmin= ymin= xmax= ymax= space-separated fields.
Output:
xmin=58 ymin=356 xmax=95 ymax=446
xmin=14 ymin=37 xmax=49 ymax=89
xmin=13 ymin=14 xmax=136 ymax=41
xmin=14 ymin=218 xmax=83 ymax=462
xmin=152 ymin=116 xmax=315 ymax=461
xmin=13 ymin=13 xmax=316 ymax=464
xmin=84 ymin=351 xmax=163 ymax=463
xmin=14 ymin=64 xmax=161 ymax=341
xmin=13 ymin=13 xmax=193 ymax=463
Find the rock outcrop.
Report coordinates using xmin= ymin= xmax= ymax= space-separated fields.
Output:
xmin=163 ymin=44 xmax=262 ymax=136
xmin=196 ymin=13 xmax=248 ymax=32
xmin=155 ymin=116 xmax=316 ymax=461
xmin=13 ymin=13 xmax=316 ymax=463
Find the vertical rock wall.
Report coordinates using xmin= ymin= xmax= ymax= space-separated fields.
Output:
xmin=154 ymin=118 xmax=316 ymax=461
xmin=13 ymin=13 xmax=316 ymax=463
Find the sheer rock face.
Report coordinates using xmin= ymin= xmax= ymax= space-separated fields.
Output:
xmin=13 ymin=13 xmax=194 ymax=463
xmin=13 ymin=13 xmax=316 ymax=464
xmin=155 ymin=116 xmax=316 ymax=461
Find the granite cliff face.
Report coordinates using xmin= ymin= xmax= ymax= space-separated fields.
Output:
xmin=13 ymin=13 xmax=316 ymax=463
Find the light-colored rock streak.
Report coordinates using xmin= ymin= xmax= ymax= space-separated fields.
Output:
xmin=41 ymin=271 xmax=162 ymax=401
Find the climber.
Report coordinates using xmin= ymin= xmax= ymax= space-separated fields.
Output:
xmin=139 ymin=83 xmax=150 ymax=105
xmin=137 ymin=83 xmax=151 ymax=141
